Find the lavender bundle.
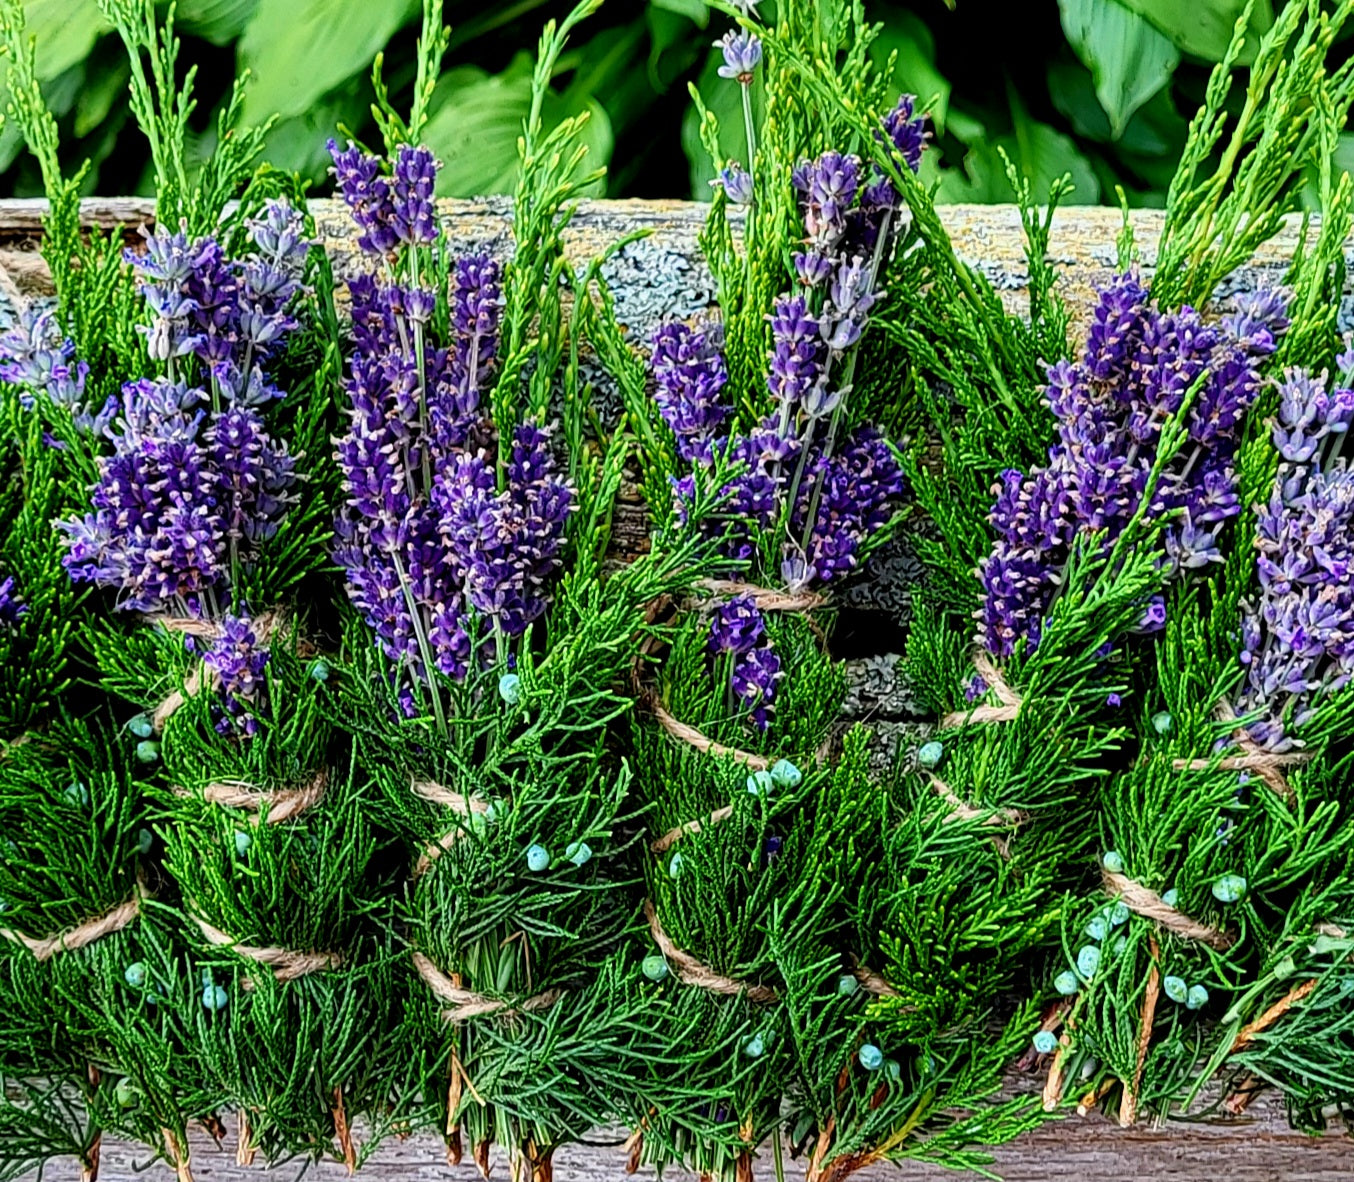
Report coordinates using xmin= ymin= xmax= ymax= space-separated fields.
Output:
xmin=585 ymin=4 xmax=1062 ymax=1177
xmin=1049 ymin=353 xmax=1354 ymax=1127
xmin=323 ymin=2 xmax=714 ymax=1172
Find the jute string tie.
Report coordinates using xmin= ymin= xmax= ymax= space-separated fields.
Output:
xmin=174 ymin=767 xmax=329 ymax=824
xmin=941 ymin=652 xmax=1022 ymax=728
xmin=1 ymin=883 xmax=147 ymax=961
xmin=1101 ymin=868 xmax=1235 ymax=951
xmin=643 ymin=899 xmax=777 ymax=1003
xmin=192 ymin=915 xmax=342 ymax=981
xmin=1171 ymin=702 xmax=1309 ymax=800
xmin=411 ymin=778 xmax=492 ymax=875
xmin=412 ymin=951 xmax=563 ymax=1023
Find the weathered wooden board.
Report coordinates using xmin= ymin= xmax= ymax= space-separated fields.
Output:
xmin=4 ymin=198 xmax=1352 ymax=1180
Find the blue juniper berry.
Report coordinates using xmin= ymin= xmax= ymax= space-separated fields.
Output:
xmin=328 ymin=139 xmax=572 ymax=715
xmin=978 ymin=277 xmax=1289 ymax=658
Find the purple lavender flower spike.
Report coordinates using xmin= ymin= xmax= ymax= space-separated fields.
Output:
xmin=716 ymin=29 xmax=762 ymax=80
xmin=0 ymin=576 xmax=26 ymax=628
xmin=880 ymin=95 xmax=928 ymax=175
xmin=709 ymin=595 xmax=781 ymax=731
xmin=197 ymin=613 xmax=270 ymax=735
xmin=0 ymin=306 xmax=96 ymax=424
xmin=795 ymin=151 xmax=861 ymax=245
xmin=392 ymin=145 xmax=441 ymax=245
xmin=712 ymin=164 xmax=754 ymax=205
xmin=979 ymin=275 xmax=1288 ymax=656
xmin=328 ymin=139 xmax=398 ymax=256
xmin=652 ymin=321 xmax=731 ymax=462
xmin=1233 ymin=365 xmax=1354 ymax=751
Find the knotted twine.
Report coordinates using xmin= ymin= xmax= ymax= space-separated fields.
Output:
xmin=940 ymin=652 xmax=1022 ymax=728
xmin=173 ymin=767 xmax=329 ymax=824
xmin=1 ymin=882 xmax=148 ymax=961
xmin=192 ymin=915 xmax=342 ymax=982
xmin=1101 ymin=867 xmax=1235 ymax=951
xmin=148 ymin=608 xmax=286 ymax=733
xmin=410 ymin=778 xmax=492 ymax=876
xmin=1171 ymin=701 xmax=1310 ymax=800
xmin=412 ymin=950 xmax=562 ymax=1024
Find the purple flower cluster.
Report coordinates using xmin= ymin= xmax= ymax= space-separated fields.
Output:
xmin=1234 ymin=363 xmax=1354 ymax=751
xmin=191 ymin=613 xmax=270 ymax=735
xmin=330 ymin=140 xmax=573 ymax=687
xmin=58 ymin=377 xmax=298 ymax=613
xmin=328 ymin=141 xmax=439 ymax=255
xmin=0 ymin=307 xmax=110 ymax=433
xmin=709 ymin=595 xmax=782 ymax=731
xmin=128 ymin=199 xmax=310 ymax=393
xmin=978 ymin=276 xmax=1289 ymax=657
xmin=0 ymin=575 xmax=25 ymax=628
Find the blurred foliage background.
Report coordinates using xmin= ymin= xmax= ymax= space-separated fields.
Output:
xmin=1 ymin=0 xmax=1343 ymax=205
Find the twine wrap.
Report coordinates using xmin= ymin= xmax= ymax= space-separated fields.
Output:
xmin=1101 ymin=868 xmax=1235 ymax=951
xmin=941 ymin=652 xmax=1022 ymax=728
xmin=148 ymin=609 xmax=286 ymax=733
xmin=927 ymin=773 xmax=1023 ymax=829
xmin=651 ymin=805 xmax=734 ymax=854
xmin=193 ymin=915 xmax=342 ymax=981
xmin=686 ymin=578 xmax=824 ymax=614
xmin=1 ymin=888 xmax=144 ymax=961
xmin=176 ymin=768 xmax=328 ymax=824
xmin=643 ymin=899 xmax=777 ymax=1003
xmin=1171 ymin=703 xmax=1310 ymax=800
xmin=411 ymin=951 xmax=562 ymax=1023
xmin=411 ymin=779 xmax=492 ymax=876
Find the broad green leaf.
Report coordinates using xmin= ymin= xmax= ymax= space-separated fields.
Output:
xmin=261 ymin=89 xmax=371 ymax=183
xmin=238 ymin=0 xmax=419 ymax=125
xmin=650 ymin=0 xmax=709 ymax=24
xmin=177 ymin=0 xmax=261 ymax=46
xmin=933 ymin=118 xmax=1100 ymax=205
xmin=1117 ymin=0 xmax=1273 ymax=61
xmin=22 ymin=0 xmax=108 ymax=80
xmin=1059 ymin=0 xmax=1178 ymax=138
xmin=1047 ymin=60 xmax=1186 ymax=157
xmin=421 ymin=57 xmax=613 ymax=197
xmin=870 ymin=10 xmax=951 ymax=133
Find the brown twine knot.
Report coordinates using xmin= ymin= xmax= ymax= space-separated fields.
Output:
xmin=411 ymin=951 xmax=562 ymax=1023
xmin=650 ymin=805 xmax=735 ymax=854
xmin=148 ymin=609 xmax=287 ymax=733
xmin=926 ymin=772 xmax=1024 ymax=830
xmin=176 ymin=767 xmax=328 ymax=824
xmin=192 ymin=915 xmax=342 ymax=981
xmin=643 ymin=899 xmax=777 ymax=1003
xmin=941 ymin=652 xmax=1022 ymax=728
xmin=1101 ymin=868 xmax=1235 ymax=951
xmin=1 ymin=884 xmax=147 ymax=961
xmin=411 ymin=779 xmax=492 ymax=876
xmin=1170 ymin=702 xmax=1310 ymax=800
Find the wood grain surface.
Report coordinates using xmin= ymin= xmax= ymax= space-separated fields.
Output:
xmin=4 ymin=198 xmax=1351 ymax=1180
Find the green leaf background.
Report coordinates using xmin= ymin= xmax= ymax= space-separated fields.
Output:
xmin=0 ymin=0 xmax=1334 ymax=206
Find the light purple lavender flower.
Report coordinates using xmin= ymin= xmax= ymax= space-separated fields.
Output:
xmin=0 ymin=576 xmax=25 ymax=628
xmin=715 ymin=30 xmax=762 ymax=81
xmin=712 ymin=164 xmax=754 ymax=205
xmin=1235 ymin=366 xmax=1354 ymax=750
xmin=652 ymin=320 xmax=731 ymax=462
xmin=0 ymin=306 xmax=108 ymax=432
